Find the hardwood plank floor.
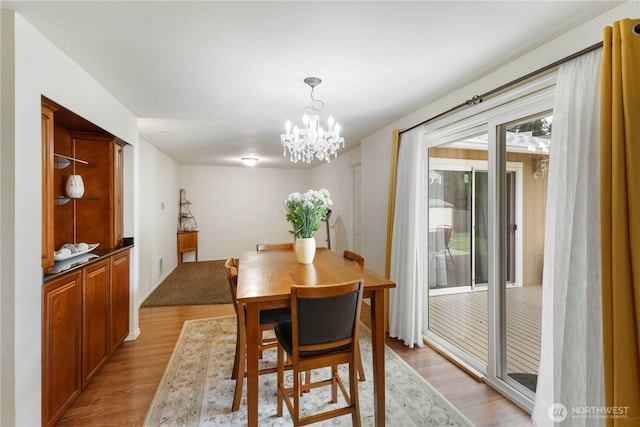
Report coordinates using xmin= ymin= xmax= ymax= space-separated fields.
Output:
xmin=56 ymin=303 xmax=531 ymax=426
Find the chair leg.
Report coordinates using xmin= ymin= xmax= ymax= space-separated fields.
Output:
xmin=293 ymin=365 xmax=300 ymax=426
xmin=231 ymin=323 xmax=246 ymax=412
xmin=231 ymin=324 xmax=241 ymax=380
xmin=356 ymin=340 xmax=366 ymax=381
xmin=276 ymin=344 xmax=284 ymax=417
xmin=350 ymin=359 xmax=361 ymax=427
xmin=357 ymin=358 xmax=366 ymax=381
xmin=331 ymin=365 xmax=338 ymax=403
xmin=302 ymin=370 xmax=311 ymax=394
xmin=300 ymin=371 xmax=307 ymax=396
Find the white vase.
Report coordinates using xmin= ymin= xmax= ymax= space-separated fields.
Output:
xmin=294 ymin=237 xmax=316 ymax=264
xmin=65 ymin=174 xmax=84 ymax=198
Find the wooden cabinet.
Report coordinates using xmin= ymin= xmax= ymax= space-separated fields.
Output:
xmin=110 ymin=250 xmax=130 ymax=353
xmin=82 ymin=259 xmax=110 ymax=389
xmin=177 ymin=230 xmax=198 ymax=264
xmin=42 ymin=249 xmax=130 ymax=427
xmin=42 ymin=271 xmax=82 ymax=427
xmin=41 ymin=101 xmax=57 ymax=272
xmin=41 ymin=97 xmax=131 ymax=426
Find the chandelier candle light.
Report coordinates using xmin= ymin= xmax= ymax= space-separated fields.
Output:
xmin=281 ymin=77 xmax=345 ymax=164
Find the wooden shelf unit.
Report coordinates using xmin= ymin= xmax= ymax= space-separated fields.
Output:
xmin=41 ymin=97 xmax=131 ymax=427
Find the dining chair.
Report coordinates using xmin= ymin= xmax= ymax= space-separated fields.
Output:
xmin=342 ymin=250 xmax=367 ymax=381
xmin=301 ymin=250 xmax=366 ymax=389
xmin=275 ymin=280 xmax=364 ymax=427
xmin=343 ymin=250 xmax=365 ymax=270
xmin=224 ymin=258 xmax=291 ymax=411
xmin=436 ymin=224 xmax=454 ymax=264
xmin=256 ymin=242 xmax=294 ymax=251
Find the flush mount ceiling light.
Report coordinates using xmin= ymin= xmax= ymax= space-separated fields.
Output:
xmin=241 ymin=157 xmax=258 ymax=166
xmin=281 ymin=77 xmax=345 ymax=164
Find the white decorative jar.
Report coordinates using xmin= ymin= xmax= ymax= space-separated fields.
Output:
xmin=65 ymin=174 xmax=85 ymax=198
xmin=294 ymin=237 xmax=316 ymax=264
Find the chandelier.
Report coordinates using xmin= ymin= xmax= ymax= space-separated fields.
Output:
xmin=281 ymin=77 xmax=345 ymax=164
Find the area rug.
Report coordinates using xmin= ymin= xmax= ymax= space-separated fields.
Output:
xmin=141 ymin=260 xmax=232 ymax=307
xmin=144 ymin=316 xmax=474 ymax=426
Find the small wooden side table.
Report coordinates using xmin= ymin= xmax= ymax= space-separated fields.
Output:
xmin=177 ymin=230 xmax=198 ymax=264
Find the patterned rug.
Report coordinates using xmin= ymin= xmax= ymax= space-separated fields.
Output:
xmin=144 ymin=316 xmax=474 ymax=426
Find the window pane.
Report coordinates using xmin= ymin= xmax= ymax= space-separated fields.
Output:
xmin=427 ymin=136 xmax=488 ymax=369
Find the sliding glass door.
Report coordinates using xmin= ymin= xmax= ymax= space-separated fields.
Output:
xmin=424 ymin=100 xmax=551 ymax=410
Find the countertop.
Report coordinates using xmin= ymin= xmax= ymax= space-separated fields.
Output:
xmin=43 ymin=237 xmax=134 ymax=284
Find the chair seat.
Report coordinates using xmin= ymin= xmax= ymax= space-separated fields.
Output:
xmin=242 ymin=306 xmax=290 ymax=326
xmin=275 ymin=321 xmax=349 ymax=358
xmin=259 ymin=307 xmax=291 ymax=325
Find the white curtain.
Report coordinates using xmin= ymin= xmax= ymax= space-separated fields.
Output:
xmin=532 ymin=49 xmax=603 ymax=426
xmin=389 ymin=127 xmax=426 ymax=348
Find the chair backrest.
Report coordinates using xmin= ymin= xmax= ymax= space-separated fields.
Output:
xmin=290 ymin=280 xmax=364 ymax=358
xmin=224 ymin=258 xmax=239 ymax=314
xmin=256 ymin=242 xmax=294 ymax=251
xmin=343 ymin=250 xmax=365 ymax=270
xmin=436 ymin=225 xmax=453 ymax=247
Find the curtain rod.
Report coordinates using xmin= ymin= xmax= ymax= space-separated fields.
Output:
xmin=401 ymin=41 xmax=604 ymax=134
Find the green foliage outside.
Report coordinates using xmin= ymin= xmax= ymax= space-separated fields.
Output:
xmin=507 ymin=118 xmax=552 ymax=136
xmin=449 ymin=232 xmax=470 ymax=252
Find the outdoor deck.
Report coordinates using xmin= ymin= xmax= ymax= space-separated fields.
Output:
xmin=429 ymin=285 xmax=542 ymax=375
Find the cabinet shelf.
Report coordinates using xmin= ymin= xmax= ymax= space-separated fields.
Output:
xmin=55 ymin=195 xmax=98 ymax=206
xmin=54 ymin=153 xmax=93 ymax=169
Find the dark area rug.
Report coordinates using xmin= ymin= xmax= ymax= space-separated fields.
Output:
xmin=141 ymin=260 xmax=232 ymax=307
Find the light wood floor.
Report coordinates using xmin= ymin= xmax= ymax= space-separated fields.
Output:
xmin=429 ymin=285 xmax=542 ymax=375
xmin=56 ymin=303 xmax=532 ymax=426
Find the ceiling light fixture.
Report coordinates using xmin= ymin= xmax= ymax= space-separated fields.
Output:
xmin=281 ymin=77 xmax=345 ymax=164
xmin=241 ymin=157 xmax=258 ymax=166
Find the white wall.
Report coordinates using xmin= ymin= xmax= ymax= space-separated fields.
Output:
xmin=179 ymin=165 xmax=311 ymax=260
xmin=0 ymin=11 xmax=138 ymax=426
xmin=137 ymin=138 xmax=180 ymax=304
xmin=310 ymin=147 xmax=361 ymax=256
xmin=359 ymin=0 xmax=639 ymax=278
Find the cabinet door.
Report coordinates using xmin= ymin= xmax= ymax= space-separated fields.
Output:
xmin=82 ymin=259 xmax=110 ymax=389
xmin=42 ymin=271 xmax=82 ymax=427
xmin=112 ymin=142 xmax=124 ymax=248
xmin=41 ymin=102 xmax=55 ymax=271
xmin=110 ymin=250 xmax=129 ymax=354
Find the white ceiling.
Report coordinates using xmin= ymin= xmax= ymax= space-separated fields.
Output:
xmin=4 ymin=1 xmax=621 ymax=168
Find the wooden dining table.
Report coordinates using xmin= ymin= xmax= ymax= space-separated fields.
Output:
xmin=236 ymin=247 xmax=396 ymax=426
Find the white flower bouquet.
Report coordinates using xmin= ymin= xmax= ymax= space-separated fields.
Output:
xmin=284 ymin=189 xmax=332 ymax=238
